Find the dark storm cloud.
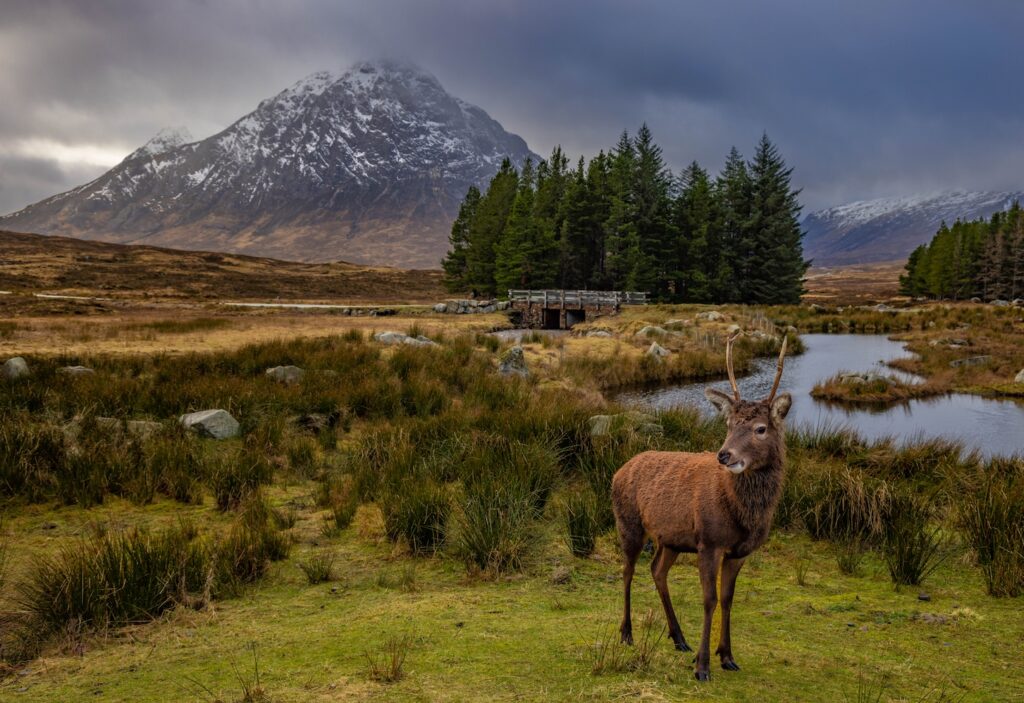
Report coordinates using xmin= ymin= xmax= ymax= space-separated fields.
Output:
xmin=1 ymin=0 xmax=1023 ymax=214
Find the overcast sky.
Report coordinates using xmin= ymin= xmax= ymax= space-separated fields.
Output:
xmin=1 ymin=0 xmax=1022 ymax=214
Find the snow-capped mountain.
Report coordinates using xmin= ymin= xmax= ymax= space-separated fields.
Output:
xmin=0 ymin=60 xmax=536 ymax=268
xmin=803 ymin=190 xmax=1024 ymax=265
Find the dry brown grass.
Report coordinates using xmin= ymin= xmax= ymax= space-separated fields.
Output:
xmin=803 ymin=261 xmax=904 ymax=305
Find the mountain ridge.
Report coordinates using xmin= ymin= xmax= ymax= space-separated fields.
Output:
xmin=802 ymin=190 xmax=1023 ymax=265
xmin=0 ymin=60 xmax=537 ymax=268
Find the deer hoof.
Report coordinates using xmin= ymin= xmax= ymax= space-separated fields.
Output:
xmin=722 ymin=660 xmax=741 ymax=671
xmin=674 ymin=640 xmax=692 ymax=652
xmin=695 ymin=670 xmax=711 ymax=682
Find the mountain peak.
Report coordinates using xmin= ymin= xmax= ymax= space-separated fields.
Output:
xmin=0 ymin=63 xmax=536 ymax=269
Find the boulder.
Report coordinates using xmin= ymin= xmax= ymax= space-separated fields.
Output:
xmin=1014 ymin=299 xmax=1024 ymax=307
xmin=498 ymin=346 xmax=529 ymax=377
xmin=970 ymin=297 xmax=981 ymax=303
xmin=58 ymin=365 xmax=94 ymax=376
xmin=949 ymin=355 xmax=992 ymax=368
xmin=265 ymin=365 xmax=304 ymax=385
xmin=646 ymin=342 xmax=671 ymax=359
xmin=369 ymin=308 xmax=396 ymax=317
xmin=664 ymin=318 xmax=691 ymax=329
xmin=496 ymin=301 xmax=510 ymax=311
xmin=636 ymin=325 xmax=668 ymax=337
xmin=586 ymin=330 xmax=613 ymax=338
xmin=992 ymin=299 xmax=1010 ymax=307
xmin=2 ymin=357 xmax=29 ymax=380
xmin=179 ymin=409 xmax=240 ymax=439
xmin=873 ymin=303 xmax=895 ymax=312
xmin=696 ymin=311 xmax=725 ymax=321
xmin=1016 ymin=369 xmax=1024 ymax=384
xmin=406 ymin=335 xmax=439 ymax=347
xmin=726 ymin=324 xmax=741 ymax=335
xmin=433 ymin=303 xmax=447 ymax=313
xmin=374 ymin=331 xmax=409 ymax=345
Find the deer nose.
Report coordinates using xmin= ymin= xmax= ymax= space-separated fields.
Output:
xmin=717 ymin=450 xmax=733 ymax=465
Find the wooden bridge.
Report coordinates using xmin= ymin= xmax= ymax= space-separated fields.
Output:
xmin=507 ymin=289 xmax=648 ymax=329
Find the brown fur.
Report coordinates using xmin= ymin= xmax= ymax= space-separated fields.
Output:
xmin=611 ymin=392 xmax=790 ymax=681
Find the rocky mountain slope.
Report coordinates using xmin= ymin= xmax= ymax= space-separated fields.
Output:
xmin=0 ymin=60 xmax=536 ymax=268
xmin=803 ymin=190 xmax=1023 ymax=265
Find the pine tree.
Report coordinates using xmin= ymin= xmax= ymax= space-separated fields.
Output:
xmin=604 ymin=131 xmax=640 ymax=290
xmin=744 ymin=134 xmax=808 ymax=304
xmin=464 ymin=159 xmax=518 ymax=296
xmin=674 ymin=162 xmax=718 ymax=302
xmin=559 ymin=157 xmax=593 ymax=289
xmin=494 ymin=158 xmax=536 ymax=292
xmin=441 ymin=185 xmax=480 ymax=292
xmin=714 ymin=147 xmax=752 ymax=302
xmin=632 ymin=124 xmax=676 ymax=299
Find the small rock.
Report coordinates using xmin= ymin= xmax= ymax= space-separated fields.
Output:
xmin=726 ymin=324 xmax=741 ymax=335
xmin=496 ymin=301 xmax=509 ymax=311
xmin=58 ymin=365 xmax=95 ymax=376
xmin=839 ymin=372 xmax=892 ymax=386
xmin=265 ymin=365 xmax=304 ymax=385
xmin=970 ymin=297 xmax=981 ymax=303
xmin=949 ymin=355 xmax=991 ymax=368
xmin=2 ymin=356 xmax=30 ymax=380
xmin=1014 ymin=299 xmax=1024 ymax=307
xmin=636 ymin=325 xmax=668 ymax=337
xmin=696 ymin=310 xmax=725 ymax=321
xmin=588 ymin=411 xmax=662 ymax=437
xmin=498 ymin=346 xmax=528 ymax=377
xmin=918 ymin=593 xmax=931 ymax=602
xmin=992 ymin=299 xmax=1010 ymax=307
xmin=370 ymin=308 xmax=396 ymax=317
xmin=179 ymin=409 xmax=240 ymax=440
xmin=646 ymin=342 xmax=670 ymax=359
xmin=373 ymin=331 xmax=409 ymax=345
xmin=433 ymin=303 xmax=447 ymax=313
xmin=663 ymin=318 xmax=691 ymax=329
xmin=1015 ymin=369 xmax=1024 ymax=384
xmin=586 ymin=329 xmax=613 ymax=338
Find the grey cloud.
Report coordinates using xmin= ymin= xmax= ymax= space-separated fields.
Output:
xmin=1 ymin=0 xmax=1023 ymax=214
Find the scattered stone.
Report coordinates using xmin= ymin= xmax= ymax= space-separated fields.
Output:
xmin=918 ymin=593 xmax=931 ymax=602
xmin=586 ymin=329 xmax=613 ymax=338
xmin=58 ymin=365 xmax=94 ymax=376
xmin=839 ymin=372 xmax=892 ymax=386
xmin=726 ymin=324 xmax=741 ymax=335
xmin=1014 ymin=299 xmax=1024 ymax=307
xmin=663 ymin=318 xmax=691 ymax=329
xmin=179 ymin=409 xmax=240 ymax=440
xmin=786 ymin=325 xmax=798 ymax=334
xmin=929 ymin=338 xmax=968 ymax=348
xmin=498 ymin=345 xmax=528 ymax=377
xmin=635 ymin=325 xmax=668 ymax=337
xmin=588 ymin=411 xmax=663 ymax=437
xmin=809 ymin=303 xmax=825 ymax=312
xmin=496 ymin=301 xmax=510 ymax=311
xmin=2 ymin=357 xmax=29 ymax=380
xmin=646 ymin=342 xmax=670 ymax=359
xmin=433 ymin=302 xmax=447 ymax=313
xmin=992 ymin=299 xmax=1010 ymax=307
xmin=265 ymin=365 xmax=305 ymax=385
xmin=295 ymin=412 xmax=339 ymax=435
xmin=873 ymin=303 xmax=895 ymax=312
xmin=370 ymin=308 xmax=396 ymax=317
xmin=438 ymin=299 xmax=500 ymax=314
xmin=696 ymin=310 xmax=725 ymax=321
xmin=1015 ymin=369 xmax=1024 ymax=384
xmin=408 ymin=335 xmax=439 ymax=347
xmin=970 ymin=297 xmax=981 ymax=303
xmin=949 ymin=355 xmax=992 ymax=368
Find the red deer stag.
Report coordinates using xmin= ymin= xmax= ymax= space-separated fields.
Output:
xmin=612 ymin=332 xmax=790 ymax=681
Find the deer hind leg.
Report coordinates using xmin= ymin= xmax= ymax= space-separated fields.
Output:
xmin=694 ymin=546 xmax=723 ymax=681
xmin=716 ymin=556 xmax=745 ymax=671
xmin=617 ymin=519 xmax=644 ymax=645
xmin=651 ymin=545 xmax=690 ymax=652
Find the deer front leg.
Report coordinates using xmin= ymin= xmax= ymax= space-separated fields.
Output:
xmin=695 ymin=545 xmax=723 ymax=681
xmin=717 ymin=556 xmax=745 ymax=671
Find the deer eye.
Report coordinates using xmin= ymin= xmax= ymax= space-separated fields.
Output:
xmin=755 ymin=425 xmax=768 ymax=436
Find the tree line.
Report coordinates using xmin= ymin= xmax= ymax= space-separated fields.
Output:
xmin=442 ymin=126 xmax=808 ymax=303
xmin=899 ymin=203 xmax=1024 ymax=301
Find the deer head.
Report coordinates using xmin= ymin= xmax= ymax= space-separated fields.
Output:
xmin=705 ymin=333 xmax=791 ymax=474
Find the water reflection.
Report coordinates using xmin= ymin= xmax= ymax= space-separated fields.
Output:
xmin=616 ymin=334 xmax=1024 ymax=459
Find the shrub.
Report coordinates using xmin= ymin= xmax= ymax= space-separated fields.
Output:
xmin=799 ymin=465 xmax=889 ymax=544
xmin=956 ymin=458 xmax=1024 ymax=596
xmin=298 ymin=552 xmax=335 ymax=584
xmin=16 ymin=521 xmax=210 ymax=639
xmin=880 ymin=491 xmax=944 ymax=586
xmin=453 ymin=479 xmax=536 ymax=574
xmin=365 ymin=634 xmax=411 ymax=683
xmin=836 ymin=538 xmax=868 ymax=577
xmin=380 ymin=479 xmax=450 ymax=555
xmin=564 ymin=488 xmax=601 ymax=558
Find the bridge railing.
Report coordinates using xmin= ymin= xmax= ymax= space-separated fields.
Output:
xmin=507 ymin=290 xmax=648 ymax=306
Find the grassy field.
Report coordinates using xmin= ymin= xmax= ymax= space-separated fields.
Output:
xmin=1 ymin=320 xmax=1022 ymax=702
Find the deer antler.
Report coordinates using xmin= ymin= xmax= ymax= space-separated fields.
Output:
xmin=766 ymin=336 xmax=788 ymax=402
xmin=725 ymin=332 xmax=741 ymax=400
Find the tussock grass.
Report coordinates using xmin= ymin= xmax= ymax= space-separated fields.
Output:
xmin=955 ymin=457 xmax=1024 ymax=596
xmin=563 ymin=488 xmax=601 ymax=558
xmin=811 ymin=374 xmax=944 ymax=404
xmin=365 ymin=633 xmax=411 ymax=683
xmin=297 ymin=551 xmax=335 ymax=584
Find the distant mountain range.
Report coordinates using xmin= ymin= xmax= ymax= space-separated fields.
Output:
xmin=0 ymin=60 xmax=536 ymax=269
xmin=802 ymin=190 xmax=1024 ymax=266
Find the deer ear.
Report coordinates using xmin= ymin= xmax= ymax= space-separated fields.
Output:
xmin=771 ymin=392 xmax=792 ymax=423
xmin=705 ymin=388 xmax=734 ymax=416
